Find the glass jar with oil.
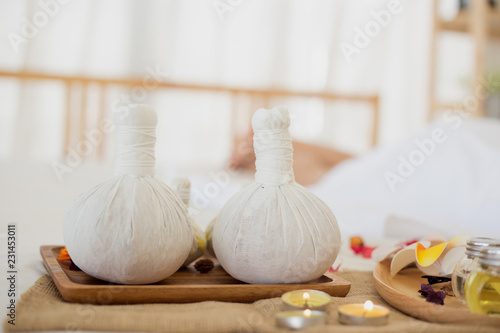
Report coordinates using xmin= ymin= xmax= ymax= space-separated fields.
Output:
xmin=452 ymin=237 xmax=500 ymax=305
xmin=465 ymin=246 xmax=500 ymax=315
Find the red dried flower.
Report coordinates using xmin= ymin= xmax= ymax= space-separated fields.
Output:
xmin=350 ymin=245 xmax=375 ymax=258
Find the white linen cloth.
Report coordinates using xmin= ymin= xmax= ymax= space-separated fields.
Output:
xmin=309 ymin=117 xmax=500 ymax=239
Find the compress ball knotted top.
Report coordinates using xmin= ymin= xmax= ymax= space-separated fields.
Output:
xmin=253 ymin=106 xmax=294 ymax=185
xmin=252 ymin=105 xmax=290 ymax=131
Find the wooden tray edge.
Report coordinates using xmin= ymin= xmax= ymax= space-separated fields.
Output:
xmin=40 ymin=245 xmax=84 ymax=303
xmin=41 ymin=245 xmax=351 ymax=304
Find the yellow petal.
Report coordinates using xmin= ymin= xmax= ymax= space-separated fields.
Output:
xmin=390 ymin=241 xmax=431 ymax=277
xmin=196 ymin=236 xmax=206 ymax=252
xmin=415 ymin=242 xmax=448 ymax=267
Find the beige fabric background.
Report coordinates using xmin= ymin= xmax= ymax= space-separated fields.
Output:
xmin=4 ymin=271 xmax=498 ymax=333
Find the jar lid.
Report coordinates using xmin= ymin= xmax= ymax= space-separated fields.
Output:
xmin=478 ymin=246 xmax=500 ymax=267
xmin=465 ymin=237 xmax=500 ymax=257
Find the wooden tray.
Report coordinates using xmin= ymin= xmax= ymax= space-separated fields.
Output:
xmin=41 ymin=245 xmax=351 ymax=305
xmin=373 ymin=259 xmax=500 ymax=326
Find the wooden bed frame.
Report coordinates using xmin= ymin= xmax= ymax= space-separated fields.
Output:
xmin=0 ymin=70 xmax=379 ymax=158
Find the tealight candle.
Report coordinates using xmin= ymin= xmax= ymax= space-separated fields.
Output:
xmin=338 ymin=300 xmax=389 ymax=326
xmin=275 ymin=309 xmax=326 ymax=330
xmin=281 ymin=289 xmax=332 ymax=311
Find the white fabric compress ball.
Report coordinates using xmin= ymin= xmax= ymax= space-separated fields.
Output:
xmin=212 ymin=106 xmax=341 ymax=284
xmin=63 ymin=105 xmax=193 ymax=284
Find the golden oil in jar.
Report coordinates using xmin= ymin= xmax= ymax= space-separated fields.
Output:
xmin=465 ymin=246 xmax=500 ymax=315
xmin=452 ymin=237 xmax=500 ymax=305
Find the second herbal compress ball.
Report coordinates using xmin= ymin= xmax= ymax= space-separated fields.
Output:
xmin=212 ymin=106 xmax=341 ymax=284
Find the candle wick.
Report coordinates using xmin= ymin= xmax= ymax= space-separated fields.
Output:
xmin=304 ymin=299 xmax=309 ymax=309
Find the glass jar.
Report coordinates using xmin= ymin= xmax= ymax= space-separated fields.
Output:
xmin=451 ymin=237 xmax=500 ymax=305
xmin=465 ymin=246 xmax=500 ymax=315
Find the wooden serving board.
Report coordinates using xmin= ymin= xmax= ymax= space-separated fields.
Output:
xmin=41 ymin=245 xmax=351 ymax=305
xmin=373 ymin=259 xmax=500 ymax=326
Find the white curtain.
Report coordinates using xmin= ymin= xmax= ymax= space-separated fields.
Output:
xmin=1 ymin=0 xmax=469 ymax=172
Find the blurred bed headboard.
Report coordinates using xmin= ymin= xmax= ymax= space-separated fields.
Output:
xmin=0 ymin=70 xmax=379 ymax=159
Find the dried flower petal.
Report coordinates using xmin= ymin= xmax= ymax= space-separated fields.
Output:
xmin=329 ymin=263 xmax=341 ymax=272
xmin=421 ymin=275 xmax=451 ymax=285
xmin=350 ymin=236 xmax=364 ymax=247
xmin=58 ymin=247 xmax=71 ymax=261
xmin=69 ymin=259 xmax=81 ymax=271
xmin=399 ymin=239 xmax=418 ymax=247
xmin=361 ymin=246 xmax=375 ymax=258
xmin=351 ymin=245 xmax=363 ymax=254
xmin=350 ymin=245 xmax=375 ymax=258
xmin=194 ymin=259 xmax=214 ymax=273
xmin=418 ymin=283 xmax=446 ymax=305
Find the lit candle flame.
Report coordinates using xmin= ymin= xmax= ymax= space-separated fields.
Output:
xmin=303 ymin=292 xmax=310 ymax=302
xmin=303 ymin=292 xmax=310 ymax=308
xmin=363 ymin=300 xmax=374 ymax=316
xmin=304 ymin=309 xmax=312 ymax=318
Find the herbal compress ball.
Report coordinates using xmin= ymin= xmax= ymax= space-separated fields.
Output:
xmin=212 ymin=106 xmax=341 ymax=284
xmin=63 ymin=105 xmax=192 ymax=284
